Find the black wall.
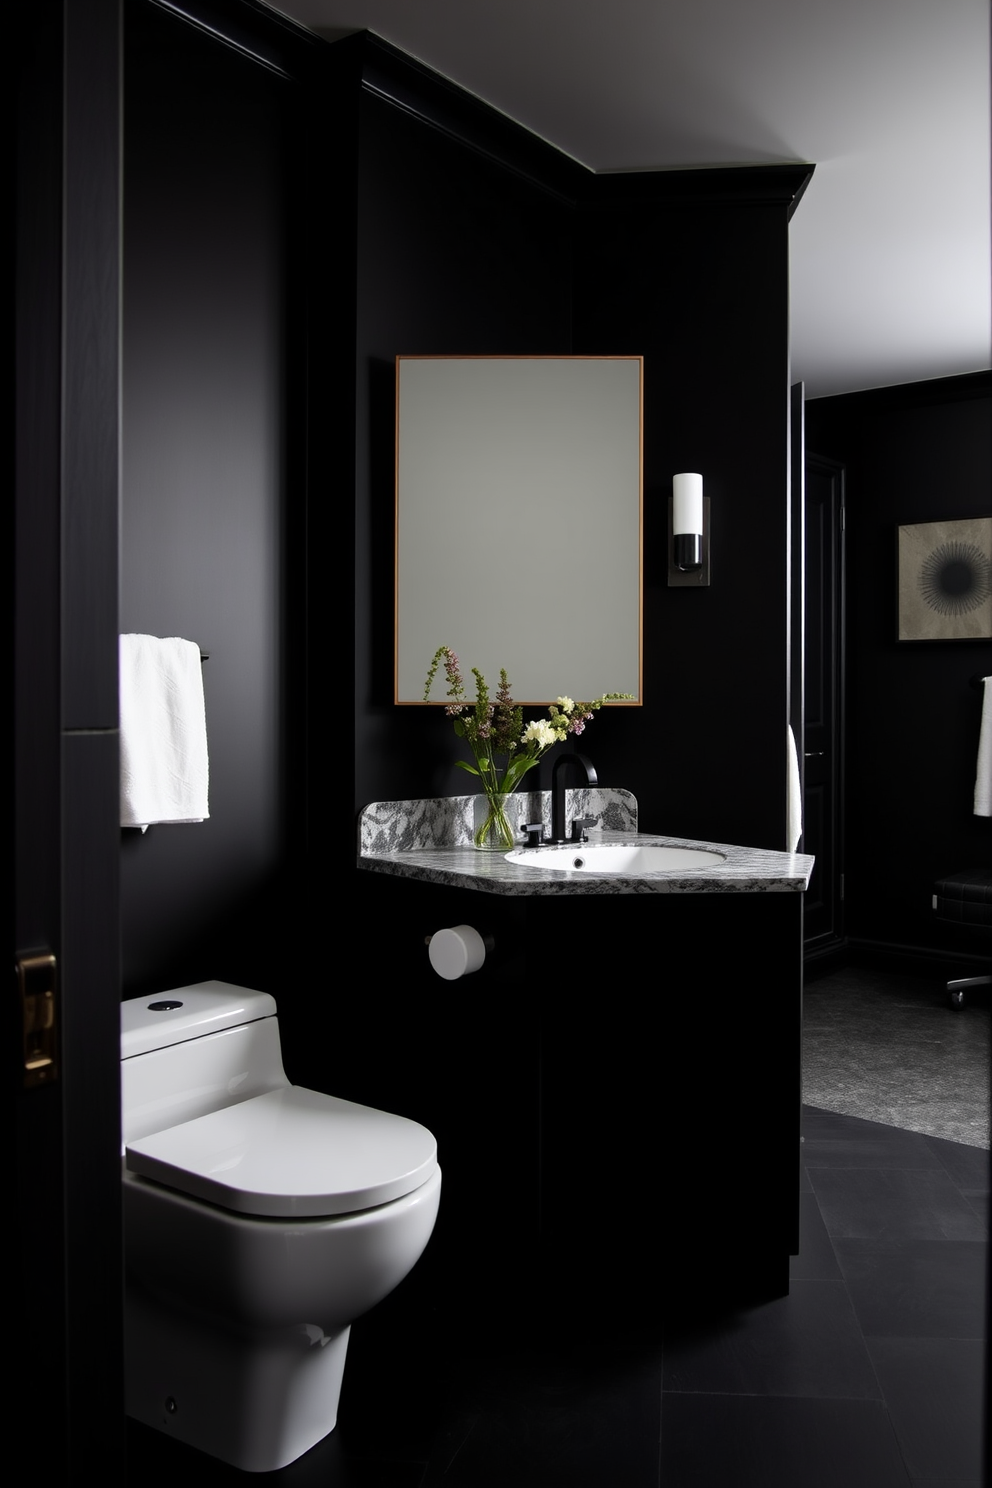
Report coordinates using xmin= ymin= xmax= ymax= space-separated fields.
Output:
xmin=349 ymin=46 xmax=577 ymax=818
xmin=120 ymin=0 xmax=310 ymax=996
xmin=347 ymin=38 xmax=808 ymax=859
xmin=117 ymin=17 xmax=807 ymax=1004
xmin=571 ymin=180 xmax=795 ymax=844
xmin=807 ymin=373 xmax=992 ymax=959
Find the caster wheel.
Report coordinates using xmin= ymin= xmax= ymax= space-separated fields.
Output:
xmin=949 ymin=989 xmax=966 ymax=1010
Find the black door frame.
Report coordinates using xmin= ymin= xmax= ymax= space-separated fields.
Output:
xmin=15 ymin=2 xmax=124 ymax=1475
xmin=803 ymin=451 xmax=847 ymax=957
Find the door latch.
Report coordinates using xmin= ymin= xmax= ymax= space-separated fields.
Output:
xmin=17 ymin=953 xmax=58 ymax=1087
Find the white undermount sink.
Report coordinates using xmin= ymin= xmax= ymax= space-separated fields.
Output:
xmin=505 ymin=843 xmax=726 ymax=874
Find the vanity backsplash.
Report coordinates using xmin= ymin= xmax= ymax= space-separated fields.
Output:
xmin=358 ymin=789 xmax=638 ymax=855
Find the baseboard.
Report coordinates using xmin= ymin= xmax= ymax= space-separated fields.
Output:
xmin=845 ymin=936 xmax=987 ymax=980
xmin=803 ymin=936 xmax=849 ymax=979
xmin=803 ymin=935 xmax=987 ymax=981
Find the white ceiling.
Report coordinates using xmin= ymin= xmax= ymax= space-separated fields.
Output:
xmin=267 ymin=0 xmax=991 ymax=400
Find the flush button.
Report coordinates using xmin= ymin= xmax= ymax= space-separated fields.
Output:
xmin=147 ymin=1000 xmax=184 ymax=1011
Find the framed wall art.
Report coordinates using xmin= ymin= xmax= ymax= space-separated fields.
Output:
xmin=897 ymin=516 xmax=992 ymax=641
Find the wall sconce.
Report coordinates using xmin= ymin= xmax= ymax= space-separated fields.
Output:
xmin=668 ymin=472 xmax=710 ymax=587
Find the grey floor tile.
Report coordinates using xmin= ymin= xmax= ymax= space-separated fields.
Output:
xmin=802 ymin=1120 xmax=945 ymax=1172
xmin=923 ymin=1134 xmax=991 ymax=1193
xmin=961 ymin=1189 xmax=989 ymax=1226
xmin=660 ymin=1394 xmax=911 ymax=1488
xmin=790 ymin=1191 xmax=843 ymax=1280
xmin=802 ymin=1105 xmax=886 ymax=1140
xmin=662 ymin=1279 xmax=881 ymax=1399
xmin=833 ymin=1238 xmax=987 ymax=1338
xmin=808 ymin=1166 xmax=988 ymax=1241
xmin=866 ymin=1336 xmax=987 ymax=1484
xmin=419 ymin=1342 xmax=662 ymax=1488
xmin=908 ymin=1480 xmax=986 ymax=1487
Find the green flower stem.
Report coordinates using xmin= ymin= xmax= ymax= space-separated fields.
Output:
xmin=424 ymin=647 xmax=633 ymax=847
xmin=473 ymin=789 xmax=517 ymax=851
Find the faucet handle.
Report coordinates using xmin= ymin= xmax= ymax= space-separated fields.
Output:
xmin=521 ymin=823 xmax=547 ymax=847
xmin=570 ymin=816 xmax=597 ymax=843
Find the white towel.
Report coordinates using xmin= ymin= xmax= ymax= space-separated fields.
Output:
xmin=975 ymin=677 xmax=992 ymax=816
xmin=786 ymin=725 xmax=803 ymax=851
xmin=120 ymin=635 xmax=209 ymax=830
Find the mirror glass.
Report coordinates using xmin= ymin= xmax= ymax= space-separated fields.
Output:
xmin=396 ymin=355 xmax=643 ymax=704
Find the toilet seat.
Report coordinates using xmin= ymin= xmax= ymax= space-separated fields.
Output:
xmin=125 ymin=1086 xmax=438 ymax=1218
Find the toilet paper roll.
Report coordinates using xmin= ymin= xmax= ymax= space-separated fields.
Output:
xmin=428 ymin=925 xmax=487 ymax=980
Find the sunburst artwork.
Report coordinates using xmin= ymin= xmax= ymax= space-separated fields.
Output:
xmin=897 ymin=517 xmax=992 ymax=640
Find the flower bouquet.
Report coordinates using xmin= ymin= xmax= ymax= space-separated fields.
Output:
xmin=424 ymin=646 xmax=631 ymax=849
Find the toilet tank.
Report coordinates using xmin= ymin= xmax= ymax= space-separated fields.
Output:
xmin=121 ymin=981 xmax=288 ymax=1148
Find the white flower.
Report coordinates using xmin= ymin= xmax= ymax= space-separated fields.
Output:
xmin=522 ymin=719 xmax=556 ymax=748
xmin=556 ymin=696 xmax=575 ymax=713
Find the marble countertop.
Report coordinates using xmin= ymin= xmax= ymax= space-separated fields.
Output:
xmin=358 ymin=792 xmax=814 ymax=897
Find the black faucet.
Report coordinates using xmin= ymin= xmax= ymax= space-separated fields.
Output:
xmin=550 ymin=752 xmax=598 ymax=844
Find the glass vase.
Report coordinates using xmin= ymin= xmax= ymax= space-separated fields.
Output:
xmin=473 ymin=792 xmax=517 ymax=851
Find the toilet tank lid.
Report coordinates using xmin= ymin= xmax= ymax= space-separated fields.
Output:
xmin=121 ymin=981 xmax=277 ymax=1059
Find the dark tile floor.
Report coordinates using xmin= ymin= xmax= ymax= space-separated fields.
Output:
xmin=126 ymin=1105 xmax=989 ymax=1487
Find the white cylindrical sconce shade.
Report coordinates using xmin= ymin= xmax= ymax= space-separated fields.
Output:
xmin=673 ymin=473 xmax=703 ymax=535
xmin=672 ymin=473 xmax=704 ymax=573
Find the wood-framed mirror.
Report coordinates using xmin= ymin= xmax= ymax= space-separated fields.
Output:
xmin=395 ymin=355 xmax=643 ymax=704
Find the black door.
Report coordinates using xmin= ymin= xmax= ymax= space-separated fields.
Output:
xmin=14 ymin=3 xmax=124 ymax=1476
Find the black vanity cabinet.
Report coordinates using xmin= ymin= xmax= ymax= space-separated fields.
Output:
xmin=536 ymin=891 xmax=803 ymax=1319
xmin=350 ymin=859 xmax=805 ymax=1333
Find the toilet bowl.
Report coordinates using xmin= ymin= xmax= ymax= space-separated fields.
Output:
xmin=121 ymin=982 xmax=441 ymax=1473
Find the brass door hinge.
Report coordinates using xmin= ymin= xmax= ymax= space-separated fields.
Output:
xmin=17 ymin=953 xmax=59 ymax=1087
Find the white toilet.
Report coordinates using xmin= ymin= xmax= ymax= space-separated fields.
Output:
xmin=121 ymin=981 xmax=441 ymax=1473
